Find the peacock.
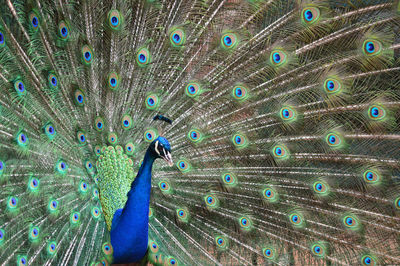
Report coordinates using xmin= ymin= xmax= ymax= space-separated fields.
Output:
xmin=0 ymin=0 xmax=400 ymax=265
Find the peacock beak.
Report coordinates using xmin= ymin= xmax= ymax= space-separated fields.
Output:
xmin=162 ymin=151 xmax=173 ymax=167
xmin=155 ymin=141 xmax=173 ymax=166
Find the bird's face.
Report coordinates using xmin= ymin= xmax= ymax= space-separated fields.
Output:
xmin=150 ymin=136 xmax=173 ymax=166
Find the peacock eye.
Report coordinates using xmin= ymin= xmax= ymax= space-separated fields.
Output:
xmin=215 ymin=236 xmax=228 ymax=249
xmin=363 ymin=170 xmax=380 ymax=184
xmin=48 ymin=73 xmax=58 ymax=88
xmin=91 ymin=207 xmax=100 ymax=218
xmin=29 ymin=226 xmax=40 ymax=242
xmin=77 ymin=131 xmax=87 ymax=145
xmin=16 ymin=131 xmax=29 ymax=147
xmin=176 ymin=208 xmax=188 ymax=222
xmin=107 ymin=9 xmax=122 ymax=30
xmin=144 ymin=129 xmax=157 ymax=142
xmin=43 ymin=123 xmax=56 ymax=140
xmin=121 ymin=114 xmax=132 ymax=129
xmin=14 ymin=80 xmax=26 ymax=96
xmin=280 ymin=107 xmax=296 ymax=121
xmin=58 ymin=21 xmax=70 ymax=40
xmin=168 ymin=257 xmax=177 ymax=265
xmin=325 ymin=132 xmax=342 ymax=147
xmin=270 ymin=49 xmax=287 ymax=67
xmin=102 ymin=242 xmax=113 ymax=256
xmin=56 ymin=160 xmax=68 ymax=175
xmin=71 ymin=212 xmax=80 ymax=224
xmin=74 ymin=89 xmax=85 ymax=106
xmin=107 ymin=72 xmax=120 ymax=90
xmin=30 ymin=12 xmax=39 ymax=29
xmin=145 ymin=95 xmax=159 ymax=109
xmin=150 ymin=240 xmax=159 ymax=252
xmin=107 ymin=132 xmax=118 ymax=144
xmin=29 ymin=177 xmax=39 ymax=190
xmin=263 ymin=247 xmax=276 ymax=259
xmin=176 ymin=159 xmax=190 ymax=173
xmin=323 ymin=78 xmax=342 ymax=94
xmin=137 ymin=48 xmax=150 ymax=66
xmin=187 ymin=128 xmax=203 ymax=143
xmin=232 ymin=133 xmax=248 ymax=149
xmin=263 ymin=186 xmax=278 ymax=202
xmin=302 ymin=7 xmax=320 ymax=24
xmin=239 ymin=216 xmax=252 ymax=230
xmin=311 ymin=242 xmax=327 ymax=258
xmin=8 ymin=196 xmax=18 ymax=209
xmin=170 ymin=28 xmax=185 ymax=46
xmin=362 ymin=39 xmax=382 ymax=56
xmin=221 ymin=32 xmax=238 ymax=49
xmin=205 ymin=194 xmax=218 ymax=208
xmin=81 ymin=45 xmax=94 ymax=65
xmin=272 ymin=144 xmax=289 ymax=159
xmin=159 ymin=181 xmax=171 ymax=193
xmin=289 ymin=212 xmax=305 ymax=227
xmin=342 ymin=214 xmax=360 ymax=231
xmin=313 ymin=181 xmax=329 ymax=196
xmin=232 ymin=85 xmax=248 ymax=101
xmin=368 ymin=105 xmax=386 ymax=120
xmin=361 ymin=255 xmax=376 ymax=266
xmin=185 ymin=82 xmax=201 ymax=97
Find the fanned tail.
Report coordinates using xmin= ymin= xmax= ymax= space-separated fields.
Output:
xmin=0 ymin=0 xmax=399 ymax=265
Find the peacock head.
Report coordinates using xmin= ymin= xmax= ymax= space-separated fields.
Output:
xmin=149 ymin=136 xmax=173 ymax=166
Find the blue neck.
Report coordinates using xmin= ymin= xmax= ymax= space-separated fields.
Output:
xmin=110 ymin=149 xmax=155 ymax=263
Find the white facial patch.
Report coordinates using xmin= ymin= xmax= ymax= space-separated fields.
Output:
xmin=155 ymin=141 xmax=160 ymax=155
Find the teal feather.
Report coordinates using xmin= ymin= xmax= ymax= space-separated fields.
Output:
xmin=0 ymin=0 xmax=399 ymax=265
